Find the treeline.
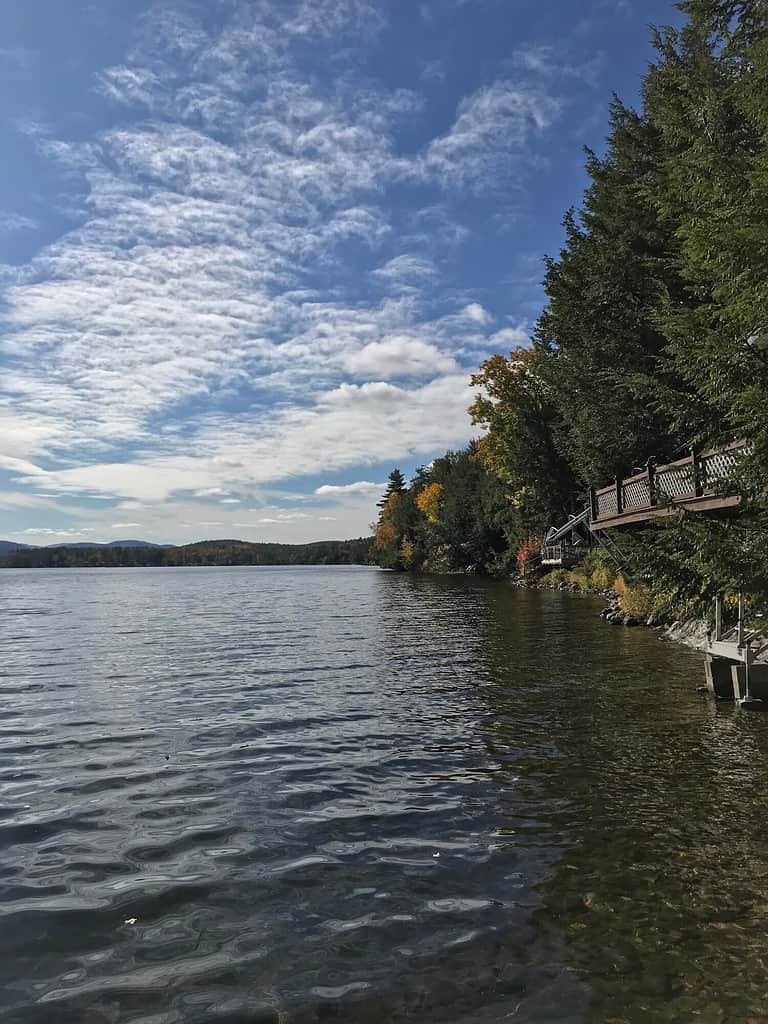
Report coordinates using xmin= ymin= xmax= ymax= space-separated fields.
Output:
xmin=1 ymin=538 xmax=373 ymax=569
xmin=375 ymin=0 xmax=768 ymax=608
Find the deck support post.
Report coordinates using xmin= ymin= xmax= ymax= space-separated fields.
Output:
xmin=615 ymin=478 xmax=623 ymax=516
xmin=647 ymin=460 xmax=656 ymax=508
xmin=714 ymin=593 xmax=723 ymax=642
xmin=589 ymin=486 xmax=598 ymax=523
xmin=691 ymin=449 xmax=703 ymax=497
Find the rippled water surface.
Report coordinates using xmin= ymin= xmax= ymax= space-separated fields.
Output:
xmin=3 ymin=566 xmax=768 ymax=1023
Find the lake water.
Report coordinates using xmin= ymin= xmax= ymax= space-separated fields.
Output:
xmin=2 ymin=566 xmax=768 ymax=1023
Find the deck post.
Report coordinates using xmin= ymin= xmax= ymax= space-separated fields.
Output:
xmin=714 ymin=593 xmax=723 ymax=642
xmin=615 ymin=478 xmax=623 ymax=516
xmin=738 ymin=592 xmax=745 ymax=649
xmin=647 ymin=460 xmax=656 ymax=508
xmin=691 ymin=449 xmax=703 ymax=497
xmin=589 ymin=486 xmax=598 ymax=523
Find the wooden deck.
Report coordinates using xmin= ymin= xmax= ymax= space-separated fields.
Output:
xmin=541 ymin=543 xmax=583 ymax=567
xmin=589 ymin=441 xmax=749 ymax=531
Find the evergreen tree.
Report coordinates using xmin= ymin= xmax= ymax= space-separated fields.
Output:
xmin=644 ymin=9 xmax=768 ymax=487
xmin=533 ymin=98 xmax=693 ymax=488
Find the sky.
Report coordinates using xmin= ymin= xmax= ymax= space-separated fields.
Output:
xmin=0 ymin=0 xmax=684 ymax=546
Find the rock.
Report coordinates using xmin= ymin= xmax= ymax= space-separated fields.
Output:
xmin=662 ymin=619 xmax=709 ymax=650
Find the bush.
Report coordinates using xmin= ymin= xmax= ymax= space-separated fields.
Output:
xmin=542 ymin=569 xmax=569 ymax=585
xmin=590 ymin=567 xmax=614 ymax=589
xmin=566 ymin=571 xmax=590 ymax=590
xmin=579 ymin=547 xmax=615 ymax=577
xmin=616 ymin=576 xmax=654 ymax=620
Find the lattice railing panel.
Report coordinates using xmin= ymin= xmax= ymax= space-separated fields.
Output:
xmin=655 ymin=464 xmax=694 ymax=498
xmin=702 ymin=446 xmax=749 ymax=488
xmin=622 ymin=477 xmax=651 ymax=509
xmin=597 ymin=489 xmax=617 ymax=517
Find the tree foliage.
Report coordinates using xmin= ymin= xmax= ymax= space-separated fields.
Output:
xmin=371 ymin=1 xmax=768 ymax=605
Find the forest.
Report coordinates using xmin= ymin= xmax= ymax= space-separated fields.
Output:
xmin=1 ymin=538 xmax=373 ymax=569
xmin=373 ymin=0 xmax=768 ymax=615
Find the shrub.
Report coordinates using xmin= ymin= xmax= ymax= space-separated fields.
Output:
xmin=566 ymin=571 xmax=590 ymax=590
xmin=617 ymin=580 xmax=655 ymax=620
xmin=590 ymin=567 xmax=614 ymax=589
xmin=542 ymin=569 xmax=569 ymax=585
xmin=579 ymin=547 xmax=615 ymax=577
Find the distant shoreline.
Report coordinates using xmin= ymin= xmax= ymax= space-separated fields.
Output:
xmin=0 ymin=538 xmax=374 ymax=569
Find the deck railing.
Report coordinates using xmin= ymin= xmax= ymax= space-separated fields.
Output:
xmin=541 ymin=543 xmax=584 ymax=567
xmin=590 ymin=441 xmax=750 ymax=529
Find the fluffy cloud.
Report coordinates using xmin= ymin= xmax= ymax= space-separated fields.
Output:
xmin=462 ymin=302 xmax=493 ymax=326
xmin=489 ymin=324 xmax=530 ymax=348
xmin=343 ymin=336 xmax=456 ymax=378
xmin=315 ymin=481 xmax=387 ymax=496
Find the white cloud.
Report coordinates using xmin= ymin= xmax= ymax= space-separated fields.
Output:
xmin=422 ymin=80 xmax=560 ymax=190
xmin=315 ymin=481 xmax=386 ymax=496
xmin=0 ymin=454 xmax=47 ymax=476
xmin=489 ymin=325 xmax=530 ymax=348
xmin=21 ymin=527 xmax=88 ymax=537
xmin=462 ymin=302 xmax=492 ymax=326
xmin=16 ymin=373 xmax=476 ymax=504
xmin=343 ymin=336 xmax=456 ymax=378
xmin=371 ymin=255 xmax=437 ymax=289
xmin=111 ymin=521 xmax=141 ymax=528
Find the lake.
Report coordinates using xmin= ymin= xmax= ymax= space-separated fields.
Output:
xmin=2 ymin=566 xmax=768 ymax=1023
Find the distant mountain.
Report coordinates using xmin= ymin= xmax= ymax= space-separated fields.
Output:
xmin=46 ymin=540 xmax=175 ymax=549
xmin=0 ymin=541 xmax=32 ymax=555
xmin=0 ymin=539 xmax=175 ymax=553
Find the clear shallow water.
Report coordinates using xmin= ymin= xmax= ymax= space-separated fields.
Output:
xmin=2 ymin=566 xmax=768 ymax=1023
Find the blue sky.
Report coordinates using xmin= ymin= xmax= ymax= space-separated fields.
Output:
xmin=0 ymin=0 xmax=683 ymax=545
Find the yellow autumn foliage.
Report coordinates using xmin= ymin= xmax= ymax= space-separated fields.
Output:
xmin=615 ymin=575 xmax=654 ymax=619
xmin=400 ymin=537 xmax=417 ymax=569
xmin=590 ymin=568 xmax=613 ymax=589
xmin=416 ymin=482 xmax=443 ymax=524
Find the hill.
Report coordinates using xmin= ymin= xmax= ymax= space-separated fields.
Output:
xmin=0 ymin=537 xmax=374 ymax=568
xmin=0 ymin=541 xmax=32 ymax=555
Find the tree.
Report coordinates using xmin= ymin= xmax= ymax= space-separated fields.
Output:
xmin=373 ymin=488 xmax=420 ymax=570
xmin=469 ymin=346 xmax=576 ymax=533
xmin=533 ymin=97 xmax=696 ymax=488
xmin=643 ymin=12 xmax=768 ymax=489
xmin=378 ymin=469 xmax=406 ymax=508
xmin=416 ymin=482 xmax=443 ymax=524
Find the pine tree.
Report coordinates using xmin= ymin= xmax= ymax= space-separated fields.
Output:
xmin=533 ymin=97 xmax=694 ymax=488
